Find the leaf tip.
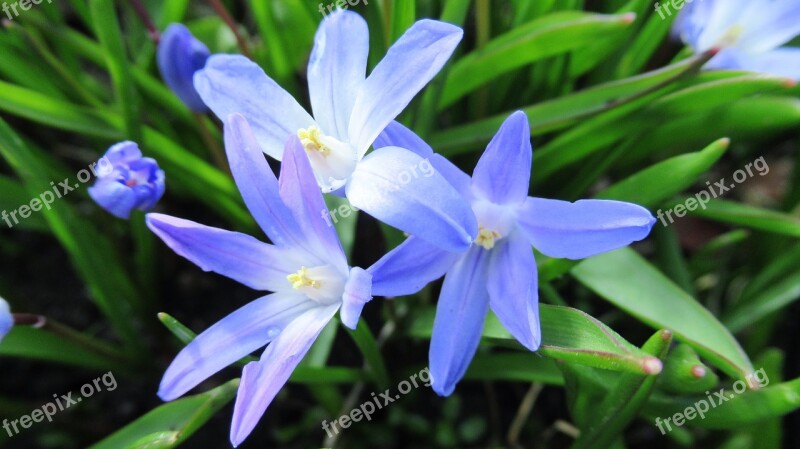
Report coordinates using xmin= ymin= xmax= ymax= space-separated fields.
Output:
xmin=643 ymin=356 xmax=663 ymax=375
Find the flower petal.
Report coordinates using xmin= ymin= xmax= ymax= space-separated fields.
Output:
xmin=346 ymin=146 xmax=477 ymax=253
xmin=517 ymin=197 xmax=655 ymax=260
xmin=487 ymin=230 xmax=541 ymax=351
xmin=224 ymin=114 xmax=310 ymax=251
xmin=368 ymin=236 xmax=461 ymax=297
xmin=374 ymin=121 xmax=434 ymax=157
xmin=195 ymin=55 xmax=314 ymax=160
xmin=0 ymin=297 xmax=12 ymax=342
xmin=471 ymin=111 xmax=531 ymax=206
xmin=738 ymin=1 xmax=800 ymax=54
xmin=88 ymin=181 xmax=139 ymax=219
xmin=375 ymin=121 xmax=471 ymax=197
xmin=159 ymin=292 xmax=316 ymax=401
xmin=307 ymin=10 xmax=369 ymax=140
xmin=349 ymin=20 xmax=463 ymax=157
xmin=230 ymin=304 xmax=339 ymax=447
xmin=146 ymin=213 xmax=301 ymax=291
xmin=340 ymin=267 xmax=372 ymax=329
xmin=712 ymin=47 xmax=800 ymax=79
xmin=430 ymin=246 xmax=490 ymax=396
xmin=280 ymin=136 xmax=348 ymax=271
xmin=157 ymin=24 xmax=210 ymax=112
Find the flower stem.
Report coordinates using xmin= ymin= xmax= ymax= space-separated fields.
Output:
xmin=208 ymin=0 xmax=252 ymax=58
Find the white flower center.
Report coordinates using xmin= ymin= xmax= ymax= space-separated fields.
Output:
xmin=296 ymin=125 xmax=358 ymax=193
xmin=471 ymin=199 xmax=517 ymax=250
xmin=286 ymin=264 xmax=345 ymax=305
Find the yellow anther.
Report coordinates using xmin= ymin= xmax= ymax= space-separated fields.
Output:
xmin=287 ymin=266 xmax=320 ymax=289
xmin=475 ymin=227 xmax=500 ymax=250
xmin=298 ymin=126 xmax=331 ymax=156
xmin=719 ymin=25 xmax=744 ymax=47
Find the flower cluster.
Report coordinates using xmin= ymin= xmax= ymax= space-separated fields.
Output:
xmin=137 ymin=10 xmax=658 ymax=447
xmin=85 ymin=4 xmax=800 ymax=446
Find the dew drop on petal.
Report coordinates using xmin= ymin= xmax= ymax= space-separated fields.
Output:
xmin=266 ymin=326 xmax=281 ymax=339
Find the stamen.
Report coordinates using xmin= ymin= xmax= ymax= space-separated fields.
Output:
xmin=298 ymin=126 xmax=331 ymax=156
xmin=287 ymin=266 xmax=320 ymax=289
xmin=475 ymin=226 xmax=500 ymax=250
xmin=718 ymin=25 xmax=744 ymax=47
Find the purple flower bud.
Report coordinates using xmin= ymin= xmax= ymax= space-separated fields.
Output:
xmin=0 ymin=297 xmax=12 ymax=343
xmin=157 ymin=23 xmax=211 ymax=112
xmin=89 ymin=141 xmax=165 ymax=219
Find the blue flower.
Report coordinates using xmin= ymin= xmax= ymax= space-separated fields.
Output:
xmin=157 ymin=23 xmax=211 ymax=112
xmin=194 ymin=10 xmax=477 ymax=252
xmin=673 ymin=0 xmax=800 ymax=79
xmin=148 ymin=114 xmax=374 ymax=447
xmin=0 ymin=297 xmax=12 ymax=343
xmin=369 ymin=112 xmax=656 ymax=396
xmin=88 ymin=141 xmax=165 ymax=219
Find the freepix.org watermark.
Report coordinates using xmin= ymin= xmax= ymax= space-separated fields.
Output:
xmin=656 ymin=156 xmax=769 ymax=227
xmin=320 ymin=157 xmax=436 ymax=226
xmin=1 ymin=157 xmax=112 ymax=229
xmin=2 ymin=0 xmax=52 ymax=21
xmin=3 ymin=371 xmax=117 ymax=437
xmin=654 ymin=368 xmax=769 ymax=435
xmin=321 ymin=367 xmax=431 ymax=437
xmin=654 ymin=0 xmax=702 ymax=20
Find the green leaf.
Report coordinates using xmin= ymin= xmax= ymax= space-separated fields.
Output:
xmin=87 ymin=379 xmax=239 ymax=449
xmin=645 ymin=376 xmax=800 ymax=429
xmin=723 ymin=269 xmax=800 ymax=333
xmin=572 ymin=248 xmax=754 ymax=379
xmin=430 ymin=54 xmax=706 ymax=156
xmin=465 ymin=353 xmax=563 ymax=385
xmin=597 ymin=138 xmax=729 ymax=207
xmin=90 ymin=0 xmax=141 ymax=141
xmin=0 ymin=175 xmax=49 ymax=232
xmin=571 ymin=329 xmax=672 ymax=449
xmin=658 ymin=344 xmax=719 ymax=394
xmin=0 ymin=326 xmax=126 ymax=371
xmin=347 ymin=319 xmax=391 ymax=389
xmin=0 ymin=80 xmax=121 ymax=139
xmin=685 ymin=199 xmax=800 ymax=238
xmin=439 ymin=12 xmax=636 ymax=108
xmin=410 ymin=305 xmax=661 ymax=374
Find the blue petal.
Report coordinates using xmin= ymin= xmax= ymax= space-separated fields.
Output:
xmin=0 ymin=297 xmax=12 ymax=342
xmin=375 ymin=121 xmax=471 ymax=197
xmin=430 ymin=246 xmax=490 ymax=396
xmin=374 ymin=121 xmax=434 ymax=157
xmin=307 ymin=10 xmax=369 ymax=140
xmin=340 ymin=267 xmax=372 ymax=329
xmin=146 ymin=213 xmax=301 ymax=292
xmin=738 ymin=1 xmax=800 ymax=54
xmin=159 ymin=293 xmax=316 ymax=401
xmin=368 ymin=236 xmax=460 ymax=297
xmin=348 ymin=20 xmax=463 ymax=157
xmin=517 ymin=197 xmax=655 ymax=259
xmin=471 ymin=111 xmax=531 ymax=206
xmin=103 ymin=141 xmax=142 ymax=166
xmin=157 ymin=24 xmax=211 ymax=112
xmin=279 ymin=136 xmax=348 ymax=271
xmin=487 ymin=231 xmax=541 ymax=351
xmin=88 ymin=181 xmax=138 ymax=219
xmin=346 ymin=146 xmax=477 ymax=253
xmin=230 ymin=304 xmax=339 ymax=447
xmin=710 ymin=47 xmax=800 ymax=79
xmin=224 ymin=114 xmax=310 ymax=251
xmin=195 ymin=55 xmax=315 ymax=160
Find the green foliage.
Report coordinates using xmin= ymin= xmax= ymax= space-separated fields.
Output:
xmin=0 ymin=1 xmax=798 ymax=448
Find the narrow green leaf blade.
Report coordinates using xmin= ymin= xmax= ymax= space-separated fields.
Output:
xmin=572 ymin=248 xmax=754 ymax=379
